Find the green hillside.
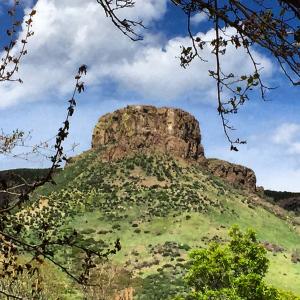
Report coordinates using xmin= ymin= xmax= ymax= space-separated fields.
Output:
xmin=19 ymin=149 xmax=300 ymax=299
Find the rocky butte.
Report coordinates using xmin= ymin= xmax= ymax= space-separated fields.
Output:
xmin=88 ymin=105 xmax=257 ymax=191
xmin=92 ymin=105 xmax=205 ymax=161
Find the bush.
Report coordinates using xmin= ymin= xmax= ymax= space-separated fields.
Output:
xmin=175 ymin=225 xmax=299 ymax=300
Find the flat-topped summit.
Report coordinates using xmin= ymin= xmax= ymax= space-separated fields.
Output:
xmin=92 ymin=105 xmax=205 ymax=160
xmin=78 ymin=104 xmax=257 ymax=191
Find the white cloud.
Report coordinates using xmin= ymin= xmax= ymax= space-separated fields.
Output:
xmin=190 ymin=12 xmax=207 ymax=25
xmin=0 ymin=0 xmax=273 ymax=109
xmin=114 ymin=36 xmax=213 ymax=100
xmin=114 ymin=26 xmax=273 ymax=100
xmin=289 ymin=142 xmax=300 ymax=154
xmin=273 ymin=123 xmax=300 ymax=144
xmin=272 ymin=123 xmax=300 ymax=154
xmin=0 ymin=0 xmax=168 ymax=108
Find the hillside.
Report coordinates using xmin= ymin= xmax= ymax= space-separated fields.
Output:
xmin=25 ymin=150 xmax=299 ymax=299
xmin=8 ymin=105 xmax=300 ymax=299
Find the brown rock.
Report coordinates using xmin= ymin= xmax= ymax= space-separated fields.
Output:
xmin=207 ymin=158 xmax=256 ymax=191
xmin=92 ymin=105 xmax=205 ymax=160
xmin=82 ymin=104 xmax=258 ymax=191
xmin=262 ymin=241 xmax=284 ymax=253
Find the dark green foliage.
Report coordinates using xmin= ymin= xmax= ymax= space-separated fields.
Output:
xmin=148 ymin=241 xmax=188 ymax=264
xmin=264 ymin=190 xmax=300 ymax=202
xmin=176 ymin=226 xmax=298 ymax=300
xmin=80 ymin=228 xmax=96 ymax=235
xmin=0 ymin=168 xmax=59 ymax=183
xmin=0 ymin=168 xmax=61 ymax=208
xmin=39 ymin=153 xmax=227 ymax=221
xmin=263 ymin=190 xmax=300 ymax=213
xmin=112 ymin=224 xmax=121 ymax=230
xmin=135 ymin=271 xmax=187 ymax=300
xmin=178 ymin=244 xmax=191 ymax=251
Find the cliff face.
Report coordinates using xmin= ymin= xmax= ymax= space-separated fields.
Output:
xmin=92 ymin=105 xmax=205 ymax=161
xmin=207 ymin=159 xmax=257 ymax=191
xmin=89 ymin=105 xmax=257 ymax=191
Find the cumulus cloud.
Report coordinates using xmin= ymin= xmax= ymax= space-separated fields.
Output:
xmin=190 ymin=12 xmax=207 ymax=25
xmin=273 ymin=123 xmax=300 ymax=144
xmin=0 ymin=0 xmax=273 ymax=109
xmin=115 ymin=27 xmax=273 ymax=100
xmin=272 ymin=123 xmax=300 ymax=154
xmin=0 ymin=0 xmax=168 ymax=108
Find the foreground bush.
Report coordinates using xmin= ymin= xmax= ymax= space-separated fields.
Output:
xmin=175 ymin=225 xmax=300 ymax=300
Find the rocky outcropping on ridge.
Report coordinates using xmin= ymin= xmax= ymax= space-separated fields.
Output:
xmin=92 ymin=105 xmax=205 ymax=161
xmin=207 ymin=159 xmax=257 ymax=191
xmin=88 ymin=105 xmax=257 ymax=191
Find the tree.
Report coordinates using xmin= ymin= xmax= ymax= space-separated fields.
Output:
xmin=97 ymin=0 xmax=300 ymax=150
xmin=175 ymin=225 xmax=300 ymax=300
xmin=0 ymin=2 xmax=120 ymax=298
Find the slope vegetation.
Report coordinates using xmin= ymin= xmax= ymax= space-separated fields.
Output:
xmin=24 ymin=149 xmax=300 ymax=299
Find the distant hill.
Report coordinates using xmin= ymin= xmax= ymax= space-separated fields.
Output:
xmin=264 ymin=190 xmax=300 ymax=213
xmin=0 ymin=168 xmax=61 ymax=207
xmin=264 ymin=190 xmax=300 ymax=202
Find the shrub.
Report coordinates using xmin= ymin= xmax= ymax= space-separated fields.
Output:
xmin=175 ymin=226 xmax=299 ymax=300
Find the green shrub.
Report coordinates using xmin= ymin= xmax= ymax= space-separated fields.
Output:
xmin=175 ymin=226 xmax=299 ymax=300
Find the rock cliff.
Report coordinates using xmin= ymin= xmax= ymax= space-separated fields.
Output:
xmin=92 ymin=105 xmax=205 ymax=161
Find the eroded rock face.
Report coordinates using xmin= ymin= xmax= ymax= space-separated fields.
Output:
xmin=88 ymin=105 xmax=257 ymax=191
xmin=207 ymin=159 xmax=257 ymax=191
xmin=92 ymin=105 xmax=205 ymax=160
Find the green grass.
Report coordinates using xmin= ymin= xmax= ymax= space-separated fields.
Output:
xmin=266 ymin=253 xmax=300 ymax=294
xmin=24 ymin=150 xmax=300 ymax=298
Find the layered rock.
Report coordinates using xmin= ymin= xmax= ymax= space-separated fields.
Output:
xmin=207 ymin=159 xmax=257 ymax=191
xmin=92 ymin=105 xmax=205 ymax=161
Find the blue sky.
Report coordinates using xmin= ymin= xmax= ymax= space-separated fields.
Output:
xmin=0 ymin=0 xmax=299 ymax=192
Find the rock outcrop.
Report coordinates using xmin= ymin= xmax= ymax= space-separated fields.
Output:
xmin=88 ymin=105 xmax=257 ymax=191
xmin=207 ymin=159 xmax=257 ymax=191
xmin=92 ymin=105 xmax=205 ymax=161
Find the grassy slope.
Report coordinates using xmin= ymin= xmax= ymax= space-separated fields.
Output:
xmin=27 ymin=149 xmax=300 ymax=298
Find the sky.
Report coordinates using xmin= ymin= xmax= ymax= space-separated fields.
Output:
xmin=0 ymin=0 xmax=299 ymax=192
